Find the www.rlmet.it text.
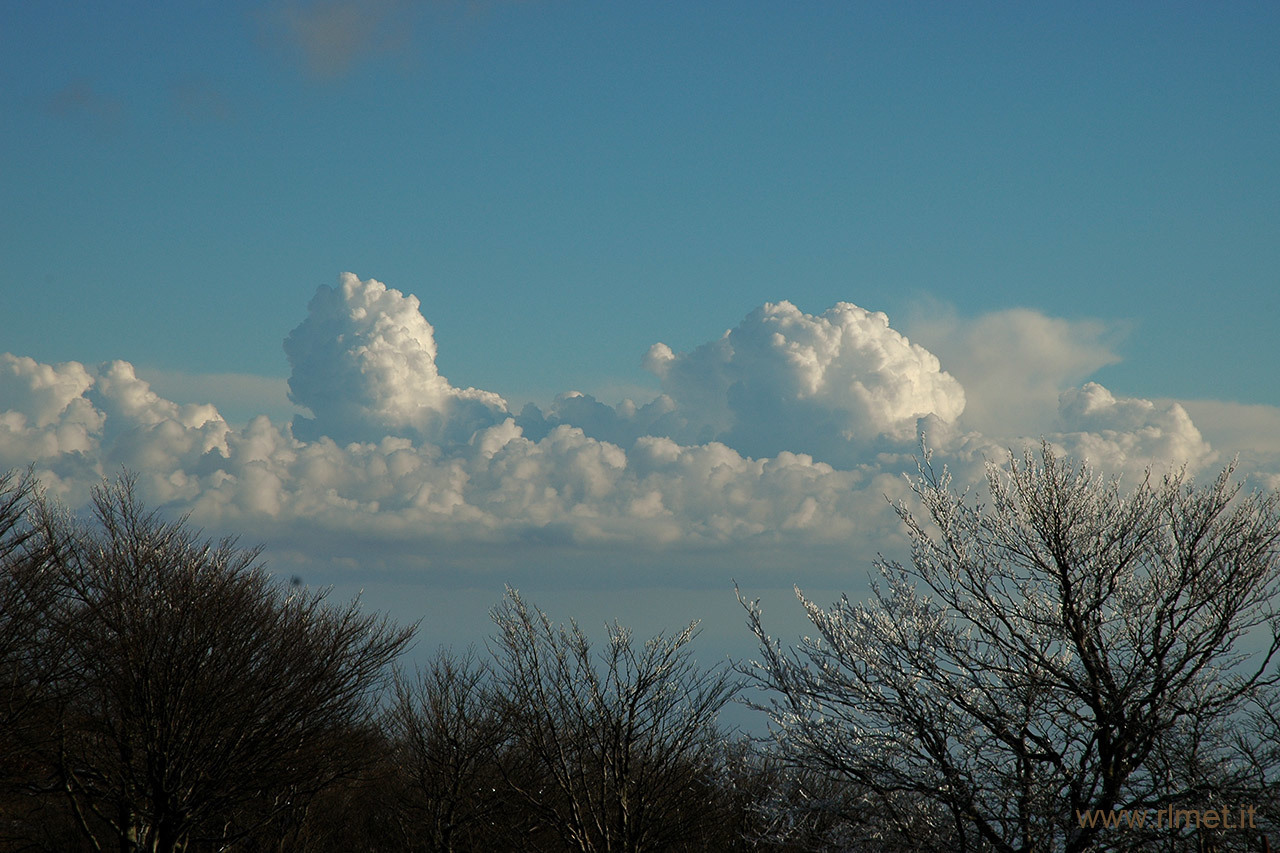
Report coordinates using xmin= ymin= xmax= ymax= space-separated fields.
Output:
xmin=1077 ymin=805 xmax=1258 ymax=831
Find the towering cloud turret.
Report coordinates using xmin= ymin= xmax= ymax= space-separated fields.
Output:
xmin=642 ymin=301 xmax=966 ymax=465
xmin=284 ymin=273 xmax=508 ymax=446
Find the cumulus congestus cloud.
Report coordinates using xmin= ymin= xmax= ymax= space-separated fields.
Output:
xmin=0 ymin=272 xmax=1249 ymax=580
xmin=643 ymin=301 xmax=966 ymax=464
xmin=1053 ymin=382 xmax=1213 ymax=477
xmin=523 ymin=301 xmax=968 ymax=467
xmin=284 ymin=273 xmax=508 ymax=446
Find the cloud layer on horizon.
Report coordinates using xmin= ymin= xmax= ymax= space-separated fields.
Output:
xmin=0 ymin=274 xmax=1261 ymax=582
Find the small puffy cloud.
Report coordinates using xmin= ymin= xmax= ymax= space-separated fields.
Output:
xmin=906 ymin=304 xmax=1125 ymax=438
xmin=284 ymin=273 xmax=507 ymax=446
xmin=86 ymin=362 xmax=230 ymax=500
xmin=43 ymin=79 xmax=125 ymax=128
xmin=263 ymin=0 xmax=412 ymax=78
xmin=90 ymin=361 xmax=223 ymax=433
xmin=1050 ymin=382 xmax=1214 ymax=477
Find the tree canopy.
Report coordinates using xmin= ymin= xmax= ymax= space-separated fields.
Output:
xmin=742 ymin=443 xmax=1280 ymax=852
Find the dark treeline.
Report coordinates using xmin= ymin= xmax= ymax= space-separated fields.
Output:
xmin=0 ymin=470 xmax=766 ymax=853
xmin=2 ymin=446 xmax=1279 ymax=852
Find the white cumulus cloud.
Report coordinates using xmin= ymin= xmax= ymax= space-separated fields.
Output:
xmin=644 ymin=302 xmax=966 ymax=463
xmin=528 ymin=301 xmax=966 ymax=468
xmin=0 ymin=354 xmax=102 ymax=462
xmin=0 ymin=273 xmax=1257 ymax=585
xmin=0 ymin=356 xmax=230 ymax=504
xmin=1050 ymin=382 xmax=1214 ymax=477
xmin=284 ymin=273 xmax=508 ymax=447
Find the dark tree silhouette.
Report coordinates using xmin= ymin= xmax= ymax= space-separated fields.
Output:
xmin=384 ymin=648 xmax=514 ymax=852
xmin=488 ymin=588 xmax=740 ymax=853
xmin=742 ymin=444 xmax=1280 ymax=853
xmin=20 ymin=474 xmax=416 ymax=853
xmin=0 ymin=469 xmax=84 ymax=851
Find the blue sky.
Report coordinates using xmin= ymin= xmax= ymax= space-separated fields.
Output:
xmin=3 ymin=2 xmax=1280 ymax=700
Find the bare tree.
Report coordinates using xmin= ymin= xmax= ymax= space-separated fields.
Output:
xmin=488 ymin=588 xmax=740 ymax=853
xmin=0 ymin=469 xmax=65 ymax=738
xmin=1225 ymin=692 xmax=1280 ymax=848
xmin=260 ymin=722 xmax=411 ymax=853
xmin=741 ymin=443 xmax=1280 ymax=853
xmin=0 ymin=469 xmax=84 ymax=851
xmin=26 ymin=474 xmax=416 ymax=853
xmin=0 ymin=469 xmax=43 ymax=741
xmin=384 ymin=648 xmax=513 ymax=853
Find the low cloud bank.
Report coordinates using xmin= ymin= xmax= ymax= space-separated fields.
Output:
xmin=0 ymin=274 xmax=1254 ymax=581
